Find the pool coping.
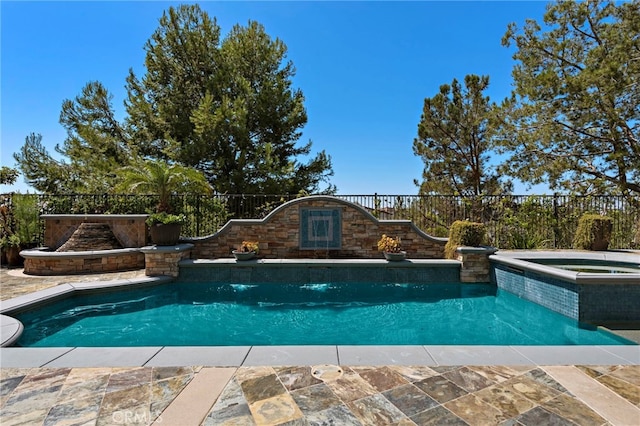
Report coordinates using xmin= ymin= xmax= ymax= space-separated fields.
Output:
xmin=181 ymin=258 xmax=462 ymax=267
xmin=1 ymin=344 xmax=637 ymax=368
xmin=490 ymin=250 xmax=640 ymax=285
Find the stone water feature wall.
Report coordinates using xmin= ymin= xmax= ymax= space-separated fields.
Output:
xmin=187 ymin=196 xmax=447 ymax=259
xmin=56 ymin=223 xmax=123 ymax=251
xmin=22 ymin=215 xmax=148 ymax=275
xmin=42 ymin=214 xmax=149 ymax=249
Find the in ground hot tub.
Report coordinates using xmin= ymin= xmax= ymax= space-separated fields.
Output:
xmin=490 ymin=250 xmax=640 ymax=324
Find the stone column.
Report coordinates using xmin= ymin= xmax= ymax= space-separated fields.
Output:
xmin=139 ymin=244 xmax=194 ymax=277
xmin=456 ymin=246 xmax=498 ymax=283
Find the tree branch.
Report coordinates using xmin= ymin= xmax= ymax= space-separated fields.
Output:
xmin=535 ymin=43 xmax=585 ymax=71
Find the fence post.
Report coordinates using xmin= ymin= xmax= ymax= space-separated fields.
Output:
xmin=196 ymin=195 xmax=201 ymax=236
xmin=553 ymin=194 xmax=560 ymax=249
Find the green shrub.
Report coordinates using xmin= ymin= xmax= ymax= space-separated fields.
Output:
xmin=444 ymin=220 xmax=486 ymax=259
xmin=572 ymin=214 xmax=613 ymax=251
xmin=0 ymin=234 xmax=21 ymax=248
xmin=12 ymin=194 xmax=40 ymax=246
xmin=505 ymin=231 xmax=552 ymax=250
xmin=146 ymin=212 xmax=186 ymax=226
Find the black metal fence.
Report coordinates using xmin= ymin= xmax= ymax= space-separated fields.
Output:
xmin=2 ymin=193 xmax=638 ymax=249
xmin=339 ymin=194 xmax=639 ymax=250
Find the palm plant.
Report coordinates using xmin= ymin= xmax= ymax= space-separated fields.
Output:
xmin=118 ymin=158 xmax=212 ymax=216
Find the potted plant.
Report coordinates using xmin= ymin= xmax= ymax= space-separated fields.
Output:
xmin=232 ymin=240 xmax=259 ymax=260
xmin=118 ymin=158 xmax=212 ymax=246
xmin=1 ymin=234 xmax=23 ymax=267
xmin=377 ymin=234 xmax=406 ymax=261
xmin=145 ymin=212 xmax=186 ymax=246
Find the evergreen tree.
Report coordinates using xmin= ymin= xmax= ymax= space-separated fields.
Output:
xmin=125 ymin=5 xmax=334 ymax=194
xmin=413 ymin=75 xmax=509 ymax=196
xmin=15 ymin=4 xmax=334 ymax=196
xmin=14 ymin=82 xmax=131 ymax=193
xmin=13 ymin=133 xmax=72 ymax=193
xmin=499 ymin=0 xmax=639 ymax=201
xmin=0 ymin=167 xmax=19 ymax=185
xmin=58 ymin=81 xmax=132 ymax=192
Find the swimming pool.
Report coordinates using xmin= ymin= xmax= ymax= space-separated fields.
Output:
xmin=14 ymin=281 xmax=632 ymax=347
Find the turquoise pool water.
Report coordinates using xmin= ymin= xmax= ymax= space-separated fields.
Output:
xmin=15 ymin=282 xmax=633 ymax=347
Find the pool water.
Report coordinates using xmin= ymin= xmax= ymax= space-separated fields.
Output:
xmin=15 ymin=282 xmax=633 ymax=347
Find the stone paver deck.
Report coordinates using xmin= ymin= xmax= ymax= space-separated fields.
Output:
xmin=2 ymin=364 xmax=639 ymax=425
xmin=1 ymin=267 xmax=639 ymax=425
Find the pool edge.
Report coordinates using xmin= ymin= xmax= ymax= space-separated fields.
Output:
xmin=0 ymin=344 xmax=637 ymax=368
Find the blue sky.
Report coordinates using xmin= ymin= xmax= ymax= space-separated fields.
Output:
xmin=1 ymin=1 xmax=552 ymax=195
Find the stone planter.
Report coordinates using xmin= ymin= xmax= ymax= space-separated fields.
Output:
xmin=591 ymin=225 xmax=612 ymax=251
xmin=383 ymin=251 xmax=407 ymax=261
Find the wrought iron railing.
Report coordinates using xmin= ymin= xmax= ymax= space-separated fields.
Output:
xmin=1 ymin=193 xmax=638 ymax=250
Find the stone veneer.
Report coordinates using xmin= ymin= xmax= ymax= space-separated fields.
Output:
xmin=456 ymin=246 xmax=498 ymax=282
xmin=42 ymin=214 xmax=149 ymax=249
xmin=22 ymin=249 xmax=144 ymax=276
xmin=140 ymin=244 xmax=194 ymax=277
xmin=186 ymin=196 xmax=447 ymax=259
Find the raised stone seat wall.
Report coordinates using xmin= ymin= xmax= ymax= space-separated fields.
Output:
xmin=22 ymin=248 xmax=144 ymax=276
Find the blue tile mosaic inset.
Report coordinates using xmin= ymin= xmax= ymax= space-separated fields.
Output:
xmin=299 ymin=208 xmax=341 ymax=250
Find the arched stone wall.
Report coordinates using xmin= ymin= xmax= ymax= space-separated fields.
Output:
xmin=186 ymin=196 xmax=447 ymax=259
